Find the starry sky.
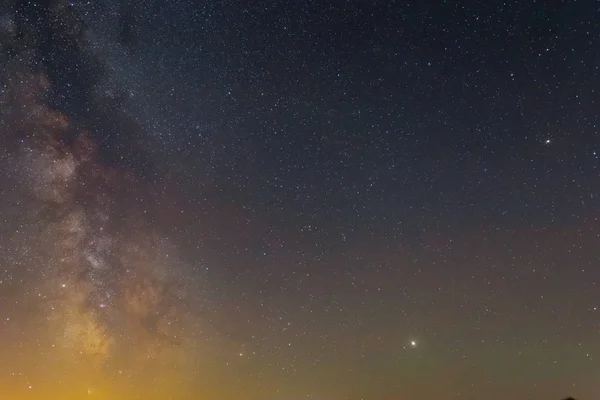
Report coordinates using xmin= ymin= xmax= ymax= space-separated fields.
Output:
xmin=0 ymin=0 xmax=599 ymax=399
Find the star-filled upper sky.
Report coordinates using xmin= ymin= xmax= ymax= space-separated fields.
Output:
xmin=0 ymin=1 xmax=599 ymax=399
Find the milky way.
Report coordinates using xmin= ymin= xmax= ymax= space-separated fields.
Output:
xmin=0 ymin=6 xmax=214 ymax=397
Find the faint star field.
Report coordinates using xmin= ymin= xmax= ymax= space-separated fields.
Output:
xmin=0 ymin=1 xmax=599 ymax=400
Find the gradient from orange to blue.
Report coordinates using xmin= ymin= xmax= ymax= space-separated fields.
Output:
xmin=1 ymin=1 xmax=600 ymax=399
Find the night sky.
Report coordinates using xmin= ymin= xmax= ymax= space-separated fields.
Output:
xmin=0 ymin=0 xmax=599 ymax=399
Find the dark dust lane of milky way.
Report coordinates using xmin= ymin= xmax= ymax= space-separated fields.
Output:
xmin=0 ymin=1 xmax=599 ymax=399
